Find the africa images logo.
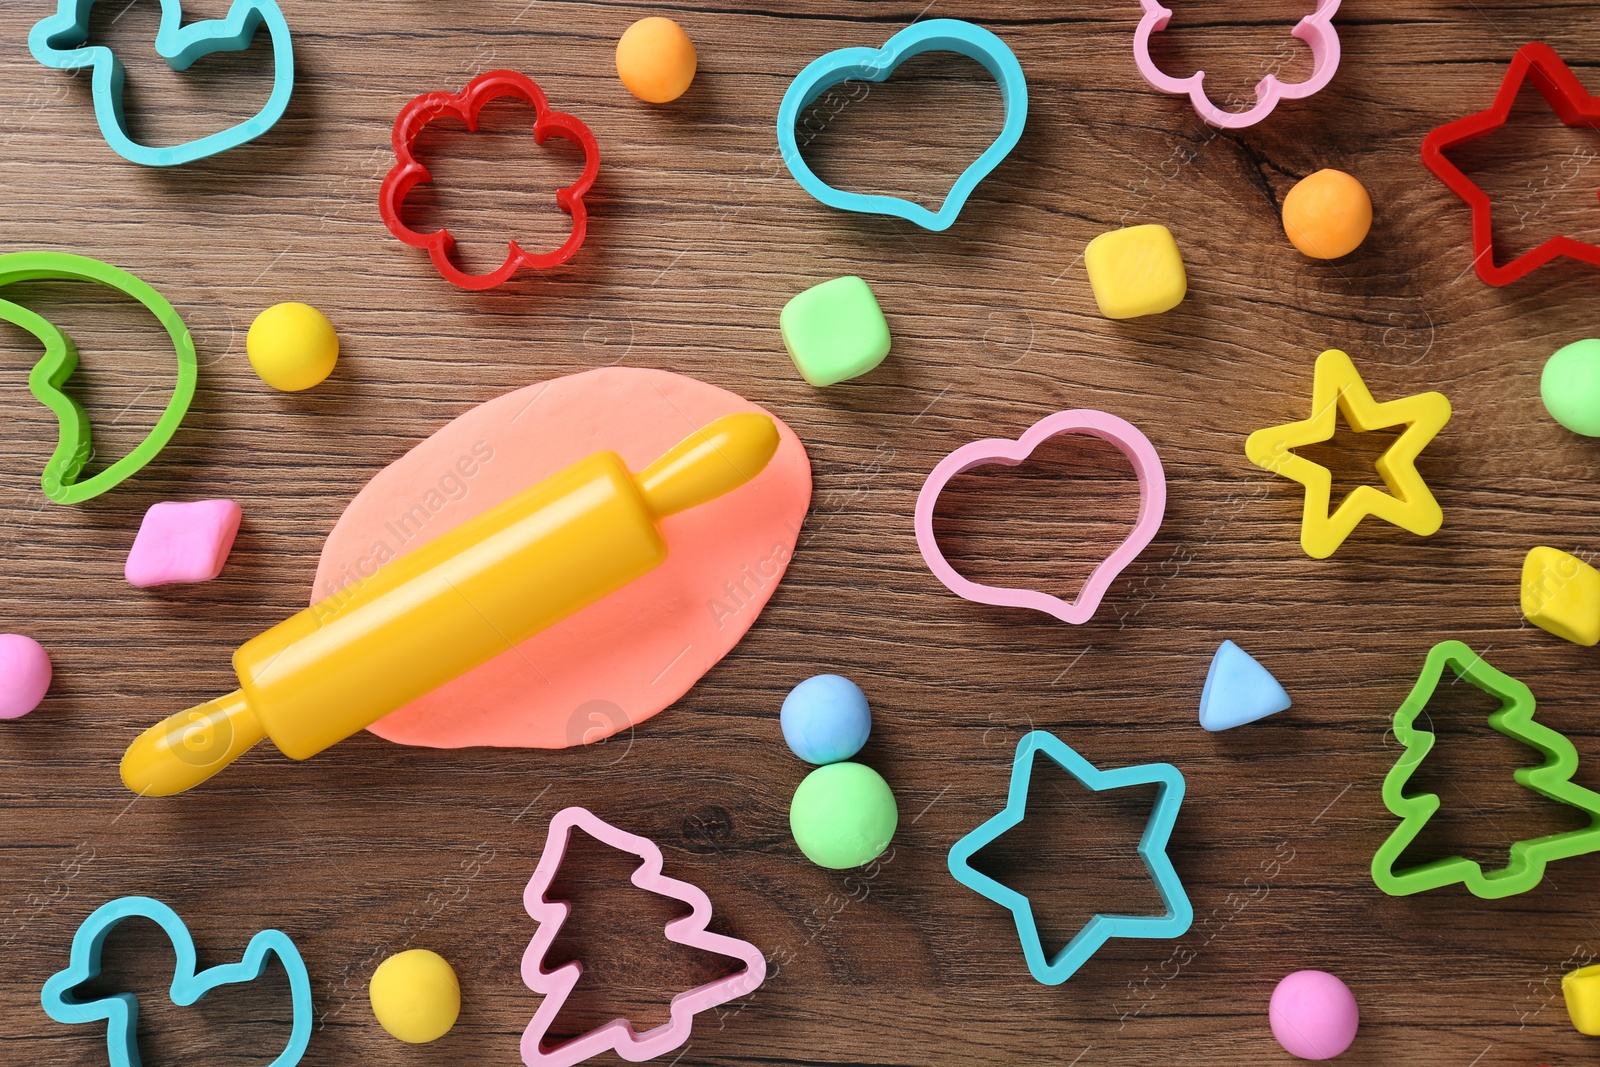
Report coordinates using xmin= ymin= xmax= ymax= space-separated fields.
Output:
xmin=707 ymin=543 xmax=792 ymax=630
xmin=312 ymin=441 xmax=496 ymax=624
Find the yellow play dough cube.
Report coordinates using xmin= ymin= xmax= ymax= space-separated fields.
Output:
xmin=1083 ymin=224 xmax=1187 ymax=320
xmin=1522 ymin=546 xmax=1600 ymax=647
xmin=1565 ymin=964 xmax=1600 ymax=1035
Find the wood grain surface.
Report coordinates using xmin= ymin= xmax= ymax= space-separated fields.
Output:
xmin=3 ymin=1 xmax=1600 ymax=1065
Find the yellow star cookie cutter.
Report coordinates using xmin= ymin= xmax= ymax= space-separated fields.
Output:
xmin=1245 ymin=349 xmax=1451 ymax=559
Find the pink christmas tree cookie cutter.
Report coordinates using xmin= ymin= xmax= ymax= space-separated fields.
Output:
xmin=914 ymin=409 xmax=1167 ymax=625
xmin=521 ymin=806 xmax=768 ymax=1067
xmin=1132 ymin=0 xmax=1342 ymax=129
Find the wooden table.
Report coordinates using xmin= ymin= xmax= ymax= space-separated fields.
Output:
xmin=2 ymin=2 xmax=1598 ymax=1064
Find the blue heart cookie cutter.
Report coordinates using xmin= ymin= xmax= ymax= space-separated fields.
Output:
xmin=776 ymin=19 xmax=1028 ymax=231
xmin=29 ymin=0 xmax=295 ymax=167
xmin=42 ymin=896 xmax=312 ymax=1067
xmin=947 ymin=730 xmax=1193 ymax=984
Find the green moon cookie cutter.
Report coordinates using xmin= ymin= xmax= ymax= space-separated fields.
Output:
xmin=1371 ymin=639 xmax=1600 ymax=899
xmin=0 ymin=252 xmax=196 ymax=504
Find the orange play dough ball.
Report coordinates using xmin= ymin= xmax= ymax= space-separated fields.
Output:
xmin=616 ymin=17 xmax=697 ymax=103
xmin=1282 ymin=169 xmax=1372 ymax=260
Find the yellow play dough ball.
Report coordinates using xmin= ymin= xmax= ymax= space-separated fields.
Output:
xmin=247 ymin=302 xmax=339 ymax=391
xmin=616 ymin=17 xmax=696 ymax=103
xmin=369 ymin=949 xmax=460 ymax=1044
xmin=1282 ymin=169 xmax=1373 ymax=260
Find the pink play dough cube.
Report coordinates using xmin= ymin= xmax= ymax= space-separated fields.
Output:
xmin=125 ymin=500 xmax=243 ymax=588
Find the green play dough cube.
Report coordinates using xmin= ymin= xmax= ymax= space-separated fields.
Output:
xmin=789 ymin=761 xmax=897 ymax=869
xmin=780 ymin=276 xmax=891 ymax=387
xmin=1542 ymin=339 xmax=1600 ymax=437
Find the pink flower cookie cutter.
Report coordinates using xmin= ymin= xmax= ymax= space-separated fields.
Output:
xmin=1132 ymin=0 xmax=1342 ymax=129
xmin=914 ymin=409 xmax=1167 ymax=625
xmin=521 ymin=806 xmax=768 ymax=1067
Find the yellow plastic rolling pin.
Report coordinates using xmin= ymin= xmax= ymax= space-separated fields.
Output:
xmin=122 ymin=413 xmax=781 ymax=796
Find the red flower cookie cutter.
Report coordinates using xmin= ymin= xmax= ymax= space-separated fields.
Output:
xmin=520 ymin=806 xmax=767 ymax=1067
xmin=380 ymin=70 xmax=600 ymax=291
xmin=1422 ymin=42 xmax=1600 ymax=286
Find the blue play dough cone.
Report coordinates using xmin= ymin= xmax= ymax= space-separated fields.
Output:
xmin=1199 ymin=641 xmax=1290 ymax=731
xmin=781 ymin=674 xmax=871 ymax=764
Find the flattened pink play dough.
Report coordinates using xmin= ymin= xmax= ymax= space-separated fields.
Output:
xmin=314 ymin=368 xmax=811 ymax=749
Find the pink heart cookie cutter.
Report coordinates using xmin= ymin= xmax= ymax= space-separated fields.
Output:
xmin=914 ymin=409 xmax=1167 ymax=625
xmin=521 ymin=806 xmax=767 ymax=1067
xmin=1132 ymin=0 xmax=1342 ymax=129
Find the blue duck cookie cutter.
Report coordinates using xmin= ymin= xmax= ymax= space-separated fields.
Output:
xmin=41 ymin=896 xmax=312 ymax=1067
xmin=29 ymin=0 xmax=295 ymax=167
xmin=776 ymin=19 xmax=1028 ymax=231
xmin=947 ymin=730 xmax=1193 ymax=984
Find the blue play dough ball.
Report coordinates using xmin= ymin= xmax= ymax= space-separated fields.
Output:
xmin=781 ymin=674 xmax=871 ymax=765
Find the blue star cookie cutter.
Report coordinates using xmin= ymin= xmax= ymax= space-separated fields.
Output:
xmin=776 ymin=19 xmax=1028 ymax=231
xmin=947 ymin=730 xmax=1193 ymax=984
xmin=29 ymin=0 xmax=295 ymax=167
xmin=41 ymin=896 xmax=312 ymax=1067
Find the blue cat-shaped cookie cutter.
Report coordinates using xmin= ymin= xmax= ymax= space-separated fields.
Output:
xmin=41 ymin=896 xmax=312 ymax=1067
xmin=29 ymin=0 xmax=295 ymax=167
xmin=776 ymin=19 xmax=1028 ymax=231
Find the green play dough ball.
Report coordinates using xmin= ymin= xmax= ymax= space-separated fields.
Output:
xmin=1542 ymin=339 xmax=1600 ymax=437
xmin=789 ymin=762 xmax=897 ymax=869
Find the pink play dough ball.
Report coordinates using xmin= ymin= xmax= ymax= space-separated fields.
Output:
xmin=1270 ymin=970 xmax=1359 ymax=1060
xmin=0 ymin=634 xmax=51 ymax=719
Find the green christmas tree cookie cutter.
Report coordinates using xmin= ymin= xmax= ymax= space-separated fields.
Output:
xmin=1372 ymin=639 xmax=1600 ymax=899
xmin=0 ymin=252 xmax=197 ymax=504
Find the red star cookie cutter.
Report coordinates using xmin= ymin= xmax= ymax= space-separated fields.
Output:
xmin=380 ymin=70 xmax=600 ymax=291
xmin=519 ymin=807 xmax=767 ymax=1067
xmin=1422 ymin=42 xmax=1600 ymax=286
